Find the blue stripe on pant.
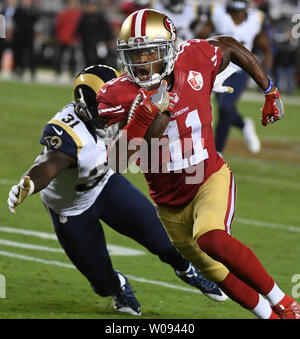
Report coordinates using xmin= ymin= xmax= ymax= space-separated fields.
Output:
xmin=215 ymin=71 xmax=248 ymax=153
xmin=47 ymin=173 xmax=188 ymax=297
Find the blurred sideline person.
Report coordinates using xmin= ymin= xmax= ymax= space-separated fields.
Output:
xmin=12 ymin=0 xmax=39 ymax=80
xmin=0 ymin=0 xmax=17 ymax=71
xmin=77 ymin=0 xmax=117 ymax=68
xmin=54 ymin=0 xmax=82 ymax=78
xmin=153 ymin=0 xmax=201 ymax=44
xmin=7 ymin=65 xmax=227 ymax=316
xmin=121 ymin=0 xmax=152 ymax=17
xmin=97 ymin=9 xmax=300 ymax=319
xmin=198 ymin=0 xmax=273 ymax=154
xmin=273 ymin=27 xmax=298 ymax=95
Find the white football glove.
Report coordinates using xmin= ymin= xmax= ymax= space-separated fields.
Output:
xmin=7 ymin=176 xmax=35 ymax=214
xmin=213 ymin=63 xmax=239 ymax=94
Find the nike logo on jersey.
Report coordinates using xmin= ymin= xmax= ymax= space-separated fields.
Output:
xmin=100 ymin=87 xmax=107 ymax=94
xmin=52 ymin=126 xmax=63 ymax=136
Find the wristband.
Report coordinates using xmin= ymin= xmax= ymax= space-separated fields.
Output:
xmin=263 ymin=77 xmax=273 ymax=94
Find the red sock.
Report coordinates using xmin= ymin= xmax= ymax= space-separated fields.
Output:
xmin=218 ymin=272 xmax=259 ymax=309
xmin=197 ymin=230 xmax=274 ymax=295
xmin=219 ymin=273 xmax=280 ymax=318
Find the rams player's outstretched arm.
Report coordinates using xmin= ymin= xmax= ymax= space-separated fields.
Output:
xmin=207 ymin=36 xmax=273 ymax=93
xmin=23 ymin=150 xmax=75 ymax=192
xmin=8 ymin=150 xmax=74 ymax=214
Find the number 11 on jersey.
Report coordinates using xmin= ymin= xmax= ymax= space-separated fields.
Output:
xmin=163 ymin=109 xmax=209 ymax=172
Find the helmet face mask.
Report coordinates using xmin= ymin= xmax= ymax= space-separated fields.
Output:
xmin=117 ymin=9 xmax=177 ymax=90
xmin=73 ymin=65 xmax=119 ymax=129
xmin=227 ymin=0 xmax=250 ymax=12
xmin=118 ymin=41 xmax=176 ymax=89
xmin=75 ymin=87 xmax=99 ymax=125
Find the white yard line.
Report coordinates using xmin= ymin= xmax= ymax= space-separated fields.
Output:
xmin=0 ymin=218 xmax=299 ymax=296
xmin=235 ymin=218 xmax=300 ymax=233
xmin=0 ymin=250 xmax=201 ymax=294
xmin=0 ymin=178 xmax=17 ymax=185
xmin=0 ymin=226 xmax=146 ymax=256
xmin=0 ymin=238 xmax=64 ymax=252
xmin=228 ymin=156 xmax=300 ymax=168
xmin=0 ymin=250 xmax=74 ymax=269
xmin=0 ymin=226 xmax=57 ymax=240
xmin=240 ymin=91 xmax=300 ymax=106
xmin=236 ymin=174 xmax=300 ymax=190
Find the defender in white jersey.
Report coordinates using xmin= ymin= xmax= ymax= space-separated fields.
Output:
xmin=38 ymin=102 xmax=114 ymax=216
xmin=7 ymin=65 xmax=227 ymax=316
xmin=153 ymin=0 xmax=200 ymax=44
xmin=198 ymin=0 xmax=273 ymax=154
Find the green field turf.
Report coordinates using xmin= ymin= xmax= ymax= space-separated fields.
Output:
xmin=0 ymin=79 xmax=299 ymax=319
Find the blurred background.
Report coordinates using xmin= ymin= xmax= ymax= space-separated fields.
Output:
xmin=0 ymin=0 xmax=300 ymax=94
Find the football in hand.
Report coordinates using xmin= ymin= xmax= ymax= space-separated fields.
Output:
xmin=144 ymin=112 xmax=170 ymax=143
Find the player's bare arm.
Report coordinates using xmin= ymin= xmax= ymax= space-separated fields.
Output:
xmin=24 ymin=150 xmax=75 ymax=192
xmin=208 ymin=36 xmax=272 ymax=92
xmin=8 ymin=150 xmax=75 ymax=213
xmin=208 ymin=36 xmax=284 ymax=126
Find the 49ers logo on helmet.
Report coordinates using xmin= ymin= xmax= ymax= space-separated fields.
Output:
xmin=163 ymin=16 xmax=176 ymax=40
xmin=134 ymin=37 xmax=145 ymax=44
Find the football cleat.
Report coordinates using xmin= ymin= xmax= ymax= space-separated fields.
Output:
xmin=175 ymin=264 xmax=228 ymax=302
xmin=271 ymin=295 xmax=300 ymax=319
xmin=242 ymin=117 xmax=261 ymax=153
xmin=112 ymin=271 xmax=141 ymax=316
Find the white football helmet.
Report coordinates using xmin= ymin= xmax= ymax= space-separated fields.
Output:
xmin=117 ymin=9 xmax=177 ymax=89
xmin=162 ymin=0 xmax=185 ymax=14
xmin=134 ymin=0 xmax=151 ymax=6
xmin=227 ymin=0 xmax=250 ymax=11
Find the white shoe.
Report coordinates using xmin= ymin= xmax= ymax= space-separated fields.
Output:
xmin=242 ymin=118 xmax=261 ymax=153
xmin=112 ymin=271 xmax=141 ymax=316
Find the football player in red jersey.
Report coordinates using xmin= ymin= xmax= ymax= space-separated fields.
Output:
xmin=97 ymin=9 xmax=300 ymax=319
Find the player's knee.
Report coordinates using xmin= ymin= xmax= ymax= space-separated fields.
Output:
xmin=197 ymin=229 xmax=231 ymax=260
xmin=200 ymin=265 xmax=229 ymax=283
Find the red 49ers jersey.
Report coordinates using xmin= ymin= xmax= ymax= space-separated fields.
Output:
xmin=97 ymin=39 xmax=225 ymax=207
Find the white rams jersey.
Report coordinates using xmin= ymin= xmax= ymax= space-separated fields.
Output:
xmin=38 ymin=103 xmax=114 ymax=216
xmin=211 ymin=4 xmax=264 ymax=52
xmin=153 ymin=2 xmax=197 ymax=44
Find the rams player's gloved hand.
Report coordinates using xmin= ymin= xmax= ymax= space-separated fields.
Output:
xmin=8 ymin=176 xmax=35 ymax=214
xmin=261 ymin=88 xmax=284 ymax=126
xmin=213 ymin=64 xmax=238 ymax=94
